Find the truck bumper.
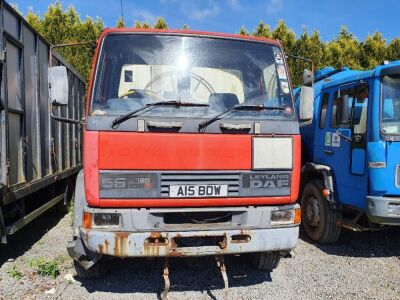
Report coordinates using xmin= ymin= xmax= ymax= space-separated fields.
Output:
xmin=366 ymin=196 xmax=400 ymax=225
xmin=79 ymin=226 xmax=299 ymax=257
xmin=72 ymin=205 xmax=299 ymax=258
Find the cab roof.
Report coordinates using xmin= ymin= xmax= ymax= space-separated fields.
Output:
xmin=321 ymin=60 xmax=400 ymax=89
xmin=98 ymin=28 xmax=283 ymax=48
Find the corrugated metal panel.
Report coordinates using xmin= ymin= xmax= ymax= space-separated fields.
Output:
xmin=0 ymin=0 xmax=85 ymax=202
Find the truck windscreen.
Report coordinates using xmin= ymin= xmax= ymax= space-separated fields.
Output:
xmin=90 ymin=33 xmax=294 ymax=120
xmin=381 ymin=75 xmax=400 ymax=135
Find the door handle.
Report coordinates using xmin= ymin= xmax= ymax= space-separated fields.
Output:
xmin=323 ymin=149 xmax=334 ymax=155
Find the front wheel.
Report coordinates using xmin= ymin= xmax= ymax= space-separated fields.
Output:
xmin=250 ymin=252 xmax=281 ymax=271
xmin=301 ymin=180 xmax=341 ymax=244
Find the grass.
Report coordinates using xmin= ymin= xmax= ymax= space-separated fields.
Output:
xmin=7 ymin=265 xmax=24 ymax=279
xmin=29 ymin=257 xmax=60 ymax=279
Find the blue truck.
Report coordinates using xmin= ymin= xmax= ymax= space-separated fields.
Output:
xmin=295 ymin=62 xmax=400 ymax=243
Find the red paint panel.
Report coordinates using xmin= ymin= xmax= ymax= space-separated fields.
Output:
xmin=99 ymin=196 xmax=295 ymax=208
xmin=290 ymin=135 xmax=301 ymax=202
xmin=84 ymin=131 xmax=100 ymax=206
xmin=98 ymin=132 xmax=252 ymax=170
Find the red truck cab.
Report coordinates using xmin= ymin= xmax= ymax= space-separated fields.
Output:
xmin=68 ymin=28 xmax=301 ymax=280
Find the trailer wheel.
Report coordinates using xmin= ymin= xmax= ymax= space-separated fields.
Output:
xmin=73 ymin=258 xmax=111 ymax=279
xmin=251 ymin=252 xmax=281 ymax=271
xmin=301 ymin=180 xmax=341 ymax=243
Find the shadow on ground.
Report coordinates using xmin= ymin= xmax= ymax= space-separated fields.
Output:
xmin=77 ymin=255 xmax=272 ymax=298
xmin=300 ymin=226 xmax=400 ymax=258
xmin=0 ymin=210 xmax=66 ymax=266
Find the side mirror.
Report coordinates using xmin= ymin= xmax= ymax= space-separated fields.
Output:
xmin=49 ymin=66 xmax=68 ymax=106
xmin=303 ymin=69 xmax=314 ymax=85
xmin=336 ymin=95 xmax=350 ymax=126
xmin=299 ymin=86 xmax=314 ymax=120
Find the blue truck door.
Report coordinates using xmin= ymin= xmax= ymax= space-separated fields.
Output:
xmin=316 ymin=83 xmax=370 ymax=209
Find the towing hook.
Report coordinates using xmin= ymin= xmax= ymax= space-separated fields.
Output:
xmin=162 ymin=258 xmax=170 ymax=300
xmin=216 ymin=255 xmax=229 ymax=300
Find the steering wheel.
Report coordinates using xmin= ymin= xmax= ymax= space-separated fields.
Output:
xmin=142 ymin=71 xmax=215 ymax=99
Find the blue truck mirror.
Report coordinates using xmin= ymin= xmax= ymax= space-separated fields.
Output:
xmin=49 ymin=66 xmax=69 ymax=106
xmin=300 ymin=86 xmax=314 ymax=120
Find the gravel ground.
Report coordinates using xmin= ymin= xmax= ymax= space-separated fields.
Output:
xmin=0 ymin=211 xmax=399 ymax=300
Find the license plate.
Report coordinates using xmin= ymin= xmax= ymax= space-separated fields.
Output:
xmin=169 ymin=185 xmax=228 ymax=198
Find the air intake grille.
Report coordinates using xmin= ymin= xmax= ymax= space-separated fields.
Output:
xmin=160 ymin=172 xmax=240 ymax=197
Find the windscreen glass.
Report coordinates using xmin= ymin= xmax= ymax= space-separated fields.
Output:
xmin=91 ymin=34 xmax=294 ymax=119
xmin=381 ymin=75 xmax=400 ymax=135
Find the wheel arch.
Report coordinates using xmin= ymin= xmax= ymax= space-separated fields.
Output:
xmin=300 ymin=163 xmax=337 ymax=204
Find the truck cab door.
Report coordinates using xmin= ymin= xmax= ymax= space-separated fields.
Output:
xmin=316 ymin=83 xmax=370 ymax=210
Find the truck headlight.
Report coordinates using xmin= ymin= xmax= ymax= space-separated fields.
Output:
xmin=253 ymin=137 xmax=292 ymax=170
xmin=271 ymin=208 xmax=301 ymax=226
xmin=93 ymin=213 xmax=120 ymax=227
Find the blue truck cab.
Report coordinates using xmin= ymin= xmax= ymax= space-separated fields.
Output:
xmin=295 ymin=62 xmax=400 ymax=243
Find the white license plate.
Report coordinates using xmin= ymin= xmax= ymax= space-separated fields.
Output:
xmin=169 ymin=185 xmax=228 ymax=198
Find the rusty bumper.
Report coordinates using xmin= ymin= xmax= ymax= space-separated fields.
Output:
xmin=79 ymin=226 xmax=299 ymax=257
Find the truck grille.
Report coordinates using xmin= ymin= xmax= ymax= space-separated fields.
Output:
xmin=397 ymin=165 xmax=400 ymax=188
xmin=160 ymin=172 xmax=240 ymax=197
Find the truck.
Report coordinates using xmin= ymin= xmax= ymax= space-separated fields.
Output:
xmin=295 ymin=62 xmax=400 ymax=243
xmin=64 ymin=28 xmax=312 ymax=294
xmin=0 ymin=1 xmax=85 ymax=242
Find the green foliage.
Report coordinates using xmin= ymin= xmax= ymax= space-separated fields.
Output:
xmin=25 ymin=1 xmax=104 ymax=80
xmin=7 ymin=265 xmax=24 ymax=279
xmin=239 ymin=26 xmax=249 ymax=36
xmin=253 ymin=21 xmax=272 ymax=38
xmin=29 ymin=258 xmax=60 ymax=279
xmin=153 ymin=17 xmax=168 ymax=29
xmin=182 ymin=24 xmax=189 ymax=30
xmin=23 ymin=1 xmax=400 ymax=88
xmin=116 ymin=17 xmax=125 ymax=28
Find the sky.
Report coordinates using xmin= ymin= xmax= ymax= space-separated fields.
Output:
xmin=12 ymin=0 xmax=400 ymax=42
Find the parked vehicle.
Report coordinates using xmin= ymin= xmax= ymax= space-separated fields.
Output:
xmin=0 ymin=1 xmax=85 ymax=242
xmin=65 ymin=28 xmax=312 ymax=293
xmin=295 ymin=62 xmax=400 ymax=243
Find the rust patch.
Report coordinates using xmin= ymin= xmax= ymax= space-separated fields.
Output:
xmin=150 ymin=231 xmax=161 ymax=239
xmin=104 ymin=239 xmax=110 ymax=254
xmin=114 ymin=232 xmax=129 ymax=257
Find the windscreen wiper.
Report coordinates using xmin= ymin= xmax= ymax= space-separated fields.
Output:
xmin=198 ymin=104 xmax=286 ymax=133
xmin=112 ymin=100 xmax=209 ymax=128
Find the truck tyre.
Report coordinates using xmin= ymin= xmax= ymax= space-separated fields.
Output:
xmin=251 ymin=252 xmax=280 ymax=271
xmin=301 ymin=180 xmax=341 ymax=244
xmin=73 ymin=258 xmax=111 ymax=279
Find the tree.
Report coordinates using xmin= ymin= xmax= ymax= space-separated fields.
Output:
xmin=116 ymin=17 xmax=125 ymax=28
xmin=253 ymin=21 xmax=272 ymax=38
xmin=153 ymin=17 xmax=168 ymax=29
xmin=182 ymin=24 xmax=189 ymax=30
xmin=26 ymin=1 xmax=104 ymax=80
xmin=291 ymin=29 xmax=325 ymax=86
xmin=239 ymin=26 xmax=249 ymax=36
xmin=325 ymin=26 xmax=362 ymax=70
xmin=361 ymin=32 xmax=386 ymax=69
xmin=134 ymin=20 xmax=151 ymax=28
xmin=272 ymin=20 xmax=296 ymax=54
xmin=386 ymin=38 xmax=400 ymax=62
